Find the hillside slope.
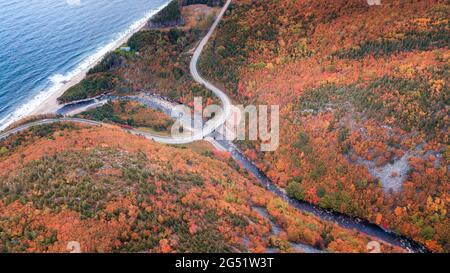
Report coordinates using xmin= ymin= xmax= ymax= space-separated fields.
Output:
xmin=57 ymin=2 xmax=220 ymax=105
xmin=199 ymin=0 xmax=449 ymax=252
xmin=0 ymin=123 xmax=404 ymax=252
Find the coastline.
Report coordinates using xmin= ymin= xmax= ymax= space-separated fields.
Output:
xmin=8 ymin=2 xmax=170 ymax=125
xmin=28 ymin=25 xmax=137 ymax=116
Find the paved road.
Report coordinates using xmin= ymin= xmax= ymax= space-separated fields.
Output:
xmin=143 ymin=0 xmax=233 ymax=144
xmin=0 ymin=118 xmax=102 ymax=141
xmin=40 ymin=0 xmax=232 ymax=146
xmin=129 ymin=0 xmax=233 ymax=145
xmin=188 ymin=0 xmax=233 ymax=138
xmin=0 ymin=113 xmax=429 ymax=252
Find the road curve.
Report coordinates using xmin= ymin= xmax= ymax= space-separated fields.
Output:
xmin=0 ymin=0 xmax=235 ymax=144
xmin=0 ymin=117 xmax=204 ymax=145
xmin=145 ymin=0 xmax=233 ymax=144
xmin=0 ymin=115 xmax=429 ymax=253
xmin=107 ymin=0 xmax=233 ymax=145
xmin=189 ymin=0 xmax=233 ymax=138
xmin=0 ymin=118 xmax=102 ymax=141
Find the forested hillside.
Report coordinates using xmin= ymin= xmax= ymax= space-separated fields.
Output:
xmin=58 ymin=3 xmax=219 ymax=105
xmin=16 ymin=0 xmax=448 ymax=253
xmin=199 ymin=0 xmax=449 ymax=252
xmin=76 ymin=100 xmax=174 ymax=134
xmin=148 ymin=0 xmax=184 ymax=29
xmin=0 ymin=123 xmax=403 ymax=252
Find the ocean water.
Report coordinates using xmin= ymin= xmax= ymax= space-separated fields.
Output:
xmin=0 ymin=0 xmax=169 ymax=129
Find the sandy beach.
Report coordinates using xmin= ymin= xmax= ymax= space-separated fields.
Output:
xmin=29 ymin=4 xmax=168 ymax=117
xmin=30 ymin=24 xmax=145 ymax=116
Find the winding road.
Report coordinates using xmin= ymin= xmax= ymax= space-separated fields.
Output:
xmin=0 ymin=118 xmax=102 ymax=140
xmin=0 ymin=0 xmax=429 ymax=253
xmin=189 ymin=0 xmax=233 ymax=138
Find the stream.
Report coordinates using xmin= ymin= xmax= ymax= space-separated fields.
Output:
xmin=54 ymin=95 xmax=430 ymax=253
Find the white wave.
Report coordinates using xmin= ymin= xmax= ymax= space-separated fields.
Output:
xmin=0 ymin=1 xmax=170 ymax=131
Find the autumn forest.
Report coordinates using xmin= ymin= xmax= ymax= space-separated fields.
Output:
xmin=0 ymin=0 xmax=448 ymax=254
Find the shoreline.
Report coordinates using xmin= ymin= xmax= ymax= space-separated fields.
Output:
xmin=30 ymin=11 xmax=157 ymax=116
xmin=2 ymin=2 xmax=170 ymax=128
